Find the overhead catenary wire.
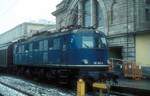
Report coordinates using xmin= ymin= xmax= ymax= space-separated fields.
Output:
xmin=58 ymin=0 xmax=80 ymax=28
xmin=60 ymin=0 xmax=105 ymax=30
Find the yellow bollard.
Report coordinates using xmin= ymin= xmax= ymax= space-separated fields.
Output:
xmin=77 ymin=79 xmax=85 ymax=96
xmin=93 ymin=82 xmax=107 ymax=96
xmin=99 ymin=89 xmax=103 ymax=96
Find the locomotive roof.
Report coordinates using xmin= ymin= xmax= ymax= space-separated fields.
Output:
xmin=17 ymin=28 xmax=104 ymax=44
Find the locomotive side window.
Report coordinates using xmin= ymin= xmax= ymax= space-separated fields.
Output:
xmin=39 ymin=41 xmax=44 ymax=51
xmin=53 ymin=38 xmax=60 ymax=50
xmin=21 ymin=45 xmax=25 ymax=53
xmin=48 ymin=39 xmax=53 ymax=50
xmin=33 ymin=42 xmax=39 ymax=51
xmin=82 ymin=36 xmax=94 ymax=48
xmin=29 ymin=43 xmax=33 ymax=51
xmin=25 ymin=44 xmax=29 ymax=53
xmin=18 ymin=46 xmax=22 ymax=53
xmin=44 ymin=40 xmax=48 ymax=51
xmin=24 ymin=44 xmax=29 ymax=53
xmin=14 ymin=45 xmax=18 ymax=53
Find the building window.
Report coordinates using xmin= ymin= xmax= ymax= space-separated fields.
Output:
xmin=110 ymin=1 xmax=117 ymax=24
xmin=83 ymin=0 xmax=91 ymax=27
xmin=96 ymin=1 xmax=104 ymax=27
xmin=145 ymin=0 xmax=150 ymax=5
xmin=145 ymin=9 xmax=150 ymax=21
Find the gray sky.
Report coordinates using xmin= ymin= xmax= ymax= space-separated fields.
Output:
xmin=0 ymin=0 xmax=62 ymax=34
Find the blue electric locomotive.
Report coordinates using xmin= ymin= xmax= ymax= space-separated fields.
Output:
xmin=13 ymin=28 xmax=109 ymax=81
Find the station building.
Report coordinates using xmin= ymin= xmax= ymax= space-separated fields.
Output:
xmin=0 ymin=22 xmax=55 ymax=45
xmin=52 ymin=0 xmax=150 ymax=70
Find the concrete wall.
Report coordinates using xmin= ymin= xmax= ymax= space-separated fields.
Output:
xmin=53 ymin=0 xmax=150 ymax=33
xmin=136 ymin=34 xmax=150 ymax=67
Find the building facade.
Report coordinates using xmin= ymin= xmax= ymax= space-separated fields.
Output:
xmin=0 ymin=22 xmax=55 ymax=45
xmin=52 ymin=0 xmax=150 ymax=67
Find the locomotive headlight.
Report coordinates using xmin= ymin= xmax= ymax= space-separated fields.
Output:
xmin=82 ymin=59 xmax=88 ymax=64
xmin=95 ymin=30 xmax=99 ymax=33
xmin=107 ymin=60 xmax=110 ymax=64
xmin=93 ymin=61 xmax=104 ymax=65
xmin=94 ymin=62 xmax=97 ymax=65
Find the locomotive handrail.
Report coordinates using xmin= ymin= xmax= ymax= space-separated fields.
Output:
xmin=109 ymin=58 xmax=143 ymax=80
xmin=109 ymin=58 xmax=132 ymax=63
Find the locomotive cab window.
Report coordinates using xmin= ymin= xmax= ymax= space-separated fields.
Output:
xmin=101 ymin=37 xmax=107 ymax=44
xmin=95 ymin=37 xmax=101 ymax=48
xmin=82 ymin=36 xmax=94 ymax=48
xmin=96 ymin=37 xmax=107 ymax=48
xmin=80 ymin=34 xmax=107 ymax=49
xmin=101 ymin=37 xmax=107 ymax=48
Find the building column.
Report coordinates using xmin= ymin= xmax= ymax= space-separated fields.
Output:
xmin=91 ymin=0 xmax=96 ymax=27
xmin=78 ymin=0 xmax=84 ymax=26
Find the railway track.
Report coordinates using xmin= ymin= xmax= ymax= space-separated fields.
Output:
xmin=0 ymin=75 xmax=74 ymax=96
xmin=0 ymin=81 xmax=33 ymax=96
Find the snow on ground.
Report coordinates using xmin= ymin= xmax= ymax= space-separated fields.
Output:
xmin=0 ymin=76 xmax=75 ymax=96
xmin=0 ymin=83 xmax=27 ymax=96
